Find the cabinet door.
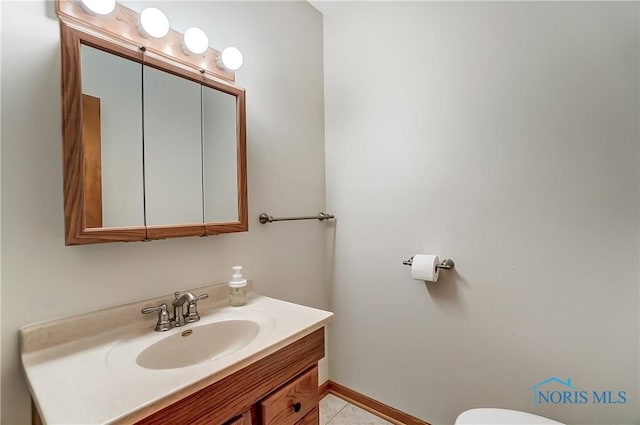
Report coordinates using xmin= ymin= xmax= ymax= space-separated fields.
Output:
xmin=223 ymin=412 xmax=253 ymax=425
xmin=190 ymin=408 xmax=254 ymax=425
xmin=191 ymin=410 xmax=254 ymax=425
xmin=260 ymin=366 xmax=318 ymax=425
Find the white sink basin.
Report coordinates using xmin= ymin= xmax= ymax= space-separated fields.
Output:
xmin=137 ymin=320 xmax=260 ymax=370
xmin=106 ymin=308 xmax=275 ymax=371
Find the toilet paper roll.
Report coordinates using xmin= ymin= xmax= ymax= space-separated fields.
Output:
xmin=411 ymin=254 xmax=440 ymax=282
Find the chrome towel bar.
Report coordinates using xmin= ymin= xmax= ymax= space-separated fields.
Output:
xmin=259 ymin=212 xmax=335 ymax=224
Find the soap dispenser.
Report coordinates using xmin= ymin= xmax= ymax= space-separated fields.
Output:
xmin=229 ymin=266 xmax=247 ymax=306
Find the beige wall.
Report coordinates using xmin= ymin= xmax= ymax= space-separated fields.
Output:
xmin=322 ymin=2 xmax=639 ymax=424
xmin=0 ymin=2 xmax=3 ymax=420
xmin=0 ymin=1 xmax=327 ymax=424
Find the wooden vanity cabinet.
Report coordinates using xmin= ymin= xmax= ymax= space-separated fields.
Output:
xmin=135 ymin=328 xmax=324 ymax=425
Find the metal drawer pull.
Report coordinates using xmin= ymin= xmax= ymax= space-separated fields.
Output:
xmin=293 ymin=402 xmax=302 ymax=413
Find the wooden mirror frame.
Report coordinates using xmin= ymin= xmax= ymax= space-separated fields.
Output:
xmin=57 ymin=1 xmax=247 ymax=245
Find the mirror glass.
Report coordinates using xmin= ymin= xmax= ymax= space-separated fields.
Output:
xmin=80 ymin=44 xmax=144 ymax=228
xmin=78 ymin=45 xmax=241 ymax=229
xmin=143 ymin=65 xmax=204 ymax=226
xmin=202 ymin=85 xmax=239 ymax=223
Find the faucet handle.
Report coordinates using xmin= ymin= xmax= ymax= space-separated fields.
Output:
xmin=141 ymin=303 xmax=172 ymax=332
xmin=184 ymin=293 xmax=209 ymax=324
xmin=141 ymin=303 xmax=167 ymax=314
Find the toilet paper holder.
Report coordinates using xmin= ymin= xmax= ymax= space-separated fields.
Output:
xmin=402 ymin=256 xmax=455 ymax=270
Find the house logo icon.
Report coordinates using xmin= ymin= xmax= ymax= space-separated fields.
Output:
xmin=530 ymin=377 xmax=627 ymax=405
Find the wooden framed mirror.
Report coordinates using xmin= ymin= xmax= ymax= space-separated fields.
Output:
xmin=57 ymin=1 xmax=247 ymax=245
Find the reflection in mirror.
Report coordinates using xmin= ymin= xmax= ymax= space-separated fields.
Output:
xmin=202 ymin=86 xmax=238 ymax=223
xmin=143 ymin=65 xmax=203 ymax=226
xmin=80 ymin=44 xmax=144 ymax=228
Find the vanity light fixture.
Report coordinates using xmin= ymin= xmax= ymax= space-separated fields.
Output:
xmin=217 ymin=47 xmax=243 ymax=71
xmin=80 ymin=0 xmax=116 ymax=15
xmin=183 ymin=27 xmax=209 ymax=55
xmin=139 ymin=7 xmax=170 ymax=39
xmin=58 ymin=0 xmax=240 ymax=82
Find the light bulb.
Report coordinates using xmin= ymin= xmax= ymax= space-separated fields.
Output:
xmin=139 ymin=8 xmax=170 ymax=39
xmin=183 ymin=27 xmax=209 ymax=55
xmin=80 ymin=0 xmax=116 ymax=15
xmin=218 ymin=47 xmax=243 ymax=71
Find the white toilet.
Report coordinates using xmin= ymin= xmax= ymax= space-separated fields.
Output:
xmin=455 ymin=408 xmax=565 ymax=425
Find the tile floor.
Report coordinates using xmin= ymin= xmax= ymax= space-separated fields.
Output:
xmin=320 ymin=394 xmax=394 ymax=425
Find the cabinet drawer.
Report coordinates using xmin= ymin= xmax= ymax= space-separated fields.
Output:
xmin=296 ymin=407 xmax=319 ymax=425
xmin=260 ymin=366 xmax=318 ymax=425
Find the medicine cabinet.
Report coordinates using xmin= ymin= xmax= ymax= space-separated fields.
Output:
xmin=57 ymin=1 xmax=248 ymax=245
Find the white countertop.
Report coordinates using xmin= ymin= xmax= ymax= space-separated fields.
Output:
xmin=21 ymin=292 xmax=332 ymax=424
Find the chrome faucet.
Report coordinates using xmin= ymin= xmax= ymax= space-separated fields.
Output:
xmin=173 ymin=291 xmax=199 ymax=327
xmin=142 ymin=291 xmax=209 ymax=331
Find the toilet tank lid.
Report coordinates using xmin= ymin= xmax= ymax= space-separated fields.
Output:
xmin=455 ymin=408 xmax=565 ymax=425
